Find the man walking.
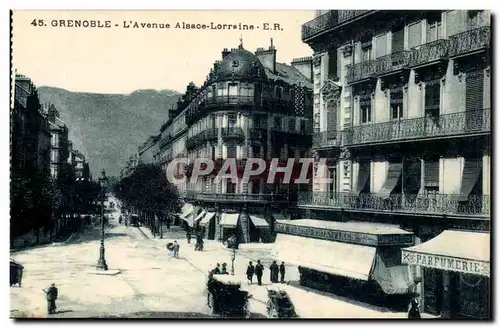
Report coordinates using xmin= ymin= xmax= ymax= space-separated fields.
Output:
xmin=246 ymin=261 xmax=255 ymax=285
xmin=279 ymin=261 xmax=286 ymax=283
xmin=173 ymin=240 xmax=180 ymax=258
xmin=255 ymin=260 xmax=264 ymax=286
xmin=270 ymin=261 xmax=279 ymax=283
xmin=43 ymin=283 xmax=58 ymax=315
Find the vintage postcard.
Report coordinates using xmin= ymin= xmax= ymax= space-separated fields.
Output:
xmin=10 ymin=10 xmax=491 ymax=319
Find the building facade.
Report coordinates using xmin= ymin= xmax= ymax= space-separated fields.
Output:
xmin=272 ymin=10 xmax=491 ymax=319
xmin=48 ymin=104 xmax=70 ymax=179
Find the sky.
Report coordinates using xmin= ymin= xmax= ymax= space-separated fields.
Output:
xmin=12 ymin=10 xmax=315 ymax=94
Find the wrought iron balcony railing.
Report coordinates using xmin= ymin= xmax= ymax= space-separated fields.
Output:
xmin=375 ymin=51 xmax=411 ymax=75
xmin=184 ymin=191 xmax=292 ymax=203
xmin=298 ymin=192 xmax=490 ymax=217
xmin=344 ymin=108 xmax=490 ymax=146
xmin=448 ymin=26 xmax=491 ymax=58
xmin=186 ymin=131 xmax=207 ymax=149
xmin=301 ymin=10 xmax=373 ymax=41
xmin=409 ymin=39 xmax=449 ymax=68
xmin=312 ymin=130 xmax=342 ymax=148
xmin=346 ymin=60 xmax=377 ymax=84
xmin=205 ymin=128 xmax=218 ymax=141
xmin=221 ymin=127 xmax=245 ymax=140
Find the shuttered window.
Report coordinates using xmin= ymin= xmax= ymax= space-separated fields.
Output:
xmin=446 ymin=10 xmax=467 ymax=37
xmin=424 ymin=160 xmax=439 ymax=188
xmin=392 ymin=28 xmax=405 ymax=53
xmin=375 ymin=33 xmax=389 ymax=58
xmin=408 ymin=22 xmax=422 ymax=49
xmin=465 ymin=71 xmax=484 ymax=112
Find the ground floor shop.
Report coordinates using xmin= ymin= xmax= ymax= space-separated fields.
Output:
xmin=273 ymin=219 xmax=416 ymax=311
xmin=402 ymin=229 xmax=490 ymax=319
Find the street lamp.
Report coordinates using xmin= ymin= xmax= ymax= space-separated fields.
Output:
xmin=228 ymin=235 xmax=237 ymax=276
xmin=96 ymin=169 xmax=108 ymax=271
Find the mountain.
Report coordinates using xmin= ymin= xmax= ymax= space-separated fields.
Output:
xmin=37 ymin=87 xmax=180 ymax=178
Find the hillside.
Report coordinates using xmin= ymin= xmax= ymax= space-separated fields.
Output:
xmin=37 ymin=87 xmax=180 ymax=177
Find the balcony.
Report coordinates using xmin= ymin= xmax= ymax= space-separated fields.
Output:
xmin=205 ymin=95 xmax=254 ymax=107
xmin=186 ymin=131 xmax=206 ymax=149
xmin=249 ymin=128 xmax=267 ymax=140
xmin=375 ymin=51 xmax=410 ymax=76
xmin=302 ymin=10 xmax=374 ymax=41
xmin=448 ymin=26 xmax=491 ymax=58
xmin=409 ymin=39 xmax=449 ymax=68
xmin=298 ymin=192 xmax=490 ymax=218
xmin=343 ymin=108 xmax=490 ymax=146
xmin=312 ymin=130 xmax=342 ymax=149
xmin=184 ymin=191 xmax=291 ymax=203
xmin=205 ymin=128 xmax=218 ymax=141
xmin=222 ymin=127 xmax=245 ymax=140
xmin=346 ymin=60 xmax=377 ymax=84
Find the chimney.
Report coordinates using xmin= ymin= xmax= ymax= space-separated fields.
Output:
xmin=15 ymin=74 xmax=32 ymax=94
xmin=255 ymin=38 xmax=276 ymax=73
xmin=291 ymin=57 xmax=313 ymax=81
xmin=222 ymin=48 xmax=230 ymax=59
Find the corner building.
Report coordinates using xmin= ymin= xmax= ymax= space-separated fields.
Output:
xmin=272 ymin=10 xmax=490 ymax=318
xmin=158 ymin=42 xmax=314 ymax=244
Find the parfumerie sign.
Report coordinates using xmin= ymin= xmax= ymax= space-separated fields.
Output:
xmin=275 ymin=222 xmax=414 ymax=246
xmin=401 ymin=250 xmax=490 ymax=277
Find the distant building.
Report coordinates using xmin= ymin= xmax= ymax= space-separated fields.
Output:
xmin=47 ymin=104 xmax=70 ymax=179
xmin=72 ymin=150 xmax=86 ymax=179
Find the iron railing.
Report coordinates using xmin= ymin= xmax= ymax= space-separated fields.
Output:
xmin=375 ymin=51 xmax=411 ymax=75
xmin=346 ymin=60 xmax=377 ymax=84
xmin=344 ymin=108 xmax=490 ymax=146
xmin=221 ymin=127 xmax=245 ymax=140
xmin=184 ymin=191 xmax=291 ymax=202
xmin=298 ymin=192 xmax=490 ymax=217
xmin=448 ymin=26 xmax=491 ymax=58
xmin=312 ymin=130 xmax=342 ymax=148
xmin=409 ymin=39 xmax=449 ymax=68
xmin=302 ymin=10 xmax=372 ymax=40
xmin=186 ymin=131 xmax=206 ymax=149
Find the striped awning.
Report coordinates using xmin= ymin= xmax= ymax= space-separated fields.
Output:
xmin=219 ymin=213 xmax=239 ymax=228
xmin=200 ymin=212 xmax=216 ymax=226
xmin=180 ymin=204 xmax=194 ymax=219
xmin=194 ymin=210 xmax=207 ymax=223
xmin=249 ymin=215 xmax=269 ymax=228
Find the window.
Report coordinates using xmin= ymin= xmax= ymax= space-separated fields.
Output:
xmin=288 ymin=118 xmax=296 ymax=132
xmin=375 ymin=33 xmax=389 ymax=58
xmin=274 ymin=117 xmax=281 ymax=130
xmin=425 ymin=82 xmax=441 ymax=118
xmin=252 ymin=145 xmax=261 ymax=157
xmin=408 ymin=21 xmax=422 ymax=49
xmin=359 ymin=96 xmax=372 ymax=124
xmin=328 ymin=50 xmax=338 ymax=79
xmin=226 ymin=181 xmax=236 ymax=193
xmin=228 ymin=114 xmax=237 ymax=128
xmin=228 ymin=83 xmax=238 ymax=96
xmin=361 ymin=46 xmax=372 ymax=62
xmin=424 ymin=159 xmax=439 ymax=194
xmin=390 ymin=89 xmax=404 ymax=120
xmin=251 ymin=181 xmax=260 ymax=194
xmin=227 ymin=144 xmax=237 ymax=159
xmin=300 ymin=120 xmax=307 ymax=134
xmin=426 ymin=17 xmax=442 ymax=42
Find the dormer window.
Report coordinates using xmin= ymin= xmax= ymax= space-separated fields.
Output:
xmin=232 ymin=60 xmax=239 ymax=68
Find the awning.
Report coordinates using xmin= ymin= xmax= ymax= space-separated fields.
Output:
xmin=200 ymin=212 xmax=216 ymax=226
xmin=378 ymin=162 xmax=403 ymax=199
xmin=371 ymin=248 xmax=412 ymax=294
xmin=180 ymin=204 xmax=194 ymax=219
xmin=180 ymin=203 xmax=193 ymax=214
xmin=219 ymin=213 xmax=239 ymax=228
xmin=249 ymin=215 xmax=269 ymax=228
xmin=272 ymin=213 xmax=286 ymax=221
xmin=194 ymin=210 xmax=207 ymax=223
xmin=402 ymin=230 xmax=490 ymax=277
xmin=350 ymin=162 xmax=370 ymax=196
xmin=454 ymin=158 xmax=481 ymax=201
xmin=273 ymin=233 xmax=376 ymax=281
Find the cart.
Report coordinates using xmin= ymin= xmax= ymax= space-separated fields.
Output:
xmin=266 ymin=288 xmax=297 ymax=318
xmin=10 ymin=259 xmax=24 ymax=287
xmin=206 ymin=274 xmax=250 ymax=318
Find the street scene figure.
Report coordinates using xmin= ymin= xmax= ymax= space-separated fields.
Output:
xmin=43 ymin=283 xmax=58 ymax=315
xmin=270 ymin=261 xmax=279 ymax=283
xmin=195 ymin=234 xmax=204 ymax=251
xmin=186 ymin=230 xmax=191 ymax=244
xmin=246 ymin=261 xmax=255 ymax=285
xmin=408 ymin=299 xmax=421 ymax=319
xmin=173 ymin=241 xmax=180 ymax=258
xmin=255 ymin=260 xmax=264 ymax=286
xmin=279 ymin=262 xmax=286 ymax=283
xmin=212 ymin=263 xmax=221 ymax=275
xmin=221 ymin=263 xmax=229 ymax=275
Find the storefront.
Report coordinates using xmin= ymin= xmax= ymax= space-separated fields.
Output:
xmin=273 ymin=219 xmax=416 ymax=309
xmin=402 ymin=230 xmax=490 ymax=319
xmin=219 ymin=212 xmax=240 ymax=242
xmin=200 ymin=211 xmax=216 ymax=240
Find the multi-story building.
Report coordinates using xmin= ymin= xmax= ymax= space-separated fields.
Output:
xmin=72 ymin=150 xmax=86 ymax=179
xmin=152 ymin=42 xmax=314 ymax=244
xmin=272 ymin=10 xmax=491 ymax=319
xmin=48 ymin=104 xmax=70 ymax=179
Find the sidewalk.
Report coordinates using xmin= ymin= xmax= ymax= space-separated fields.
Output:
xmin=137 ymin=226 xmax=432 ymax=319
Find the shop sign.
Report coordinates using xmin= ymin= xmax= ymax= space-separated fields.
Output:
xmin=402 ymin=251 xmax=490 ymax=277
xmin=275 ymin=223 xmax=414 ymax=246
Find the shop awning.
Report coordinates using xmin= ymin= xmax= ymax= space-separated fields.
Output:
xmin=180 ymin=204 xmax=194 ymax=219
xmin=272 ymin=213 xmax=286 ymax=221
xmin=219 ymin=213 xmax=239 ymax=228
xmin=372 ymin=249 xmax=412 ymax=294
xmin=200 ymin=212 xmax=216 ymax=226
xmin=249 ymin=215 xmax=269 ymax=228
xmin=378 ymin=162 xmax=403 ymax=199
xmin=273 ymin=233 xmax=376 ymax=281
xmin=349 ymin=162 xmax=370 ymax=196
xmin=194 ymin=210 xmax=207 ymax=223
xmin=402 ymin=230 xmax=490 ymax=277
xmin=454 ymin=158 xmax=482 ymax=202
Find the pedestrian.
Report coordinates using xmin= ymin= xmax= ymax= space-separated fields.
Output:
xmin=270 ymin=261 xmax=279 ymax=283
xmin=408 ymin=298 xmax=421 ymax=319
xmin=279 ymin=261 xmax=286 ymax=283
xmin=166 ymin=217 xmax=171 ymax=230
xmin=255 ymin=260 xmax=264 ymax=286
xmin=173 ymin=240 xmax=180 ymax=258
xmin=195 ymin=234 xmax=204 ymax=251
xmin=43 ymin=283 xmax=58 ymax=315
xmin=221 ymin=263 xmax=229 ymax=274
xmin=213 ymin=263 xmax=221 ymax=275
xmin=186 ymin=230 xmax=191 ymax=244
xmin=246 ymin=261 xmax=255 ymax=285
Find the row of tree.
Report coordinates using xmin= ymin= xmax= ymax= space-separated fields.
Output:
xmin=112 ymin=163 xmax=182 ymax=235
xmin=11 ymin=162 xmax=102 ymax=238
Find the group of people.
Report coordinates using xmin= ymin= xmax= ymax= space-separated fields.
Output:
xmin=246 ymin=260 xmax=286 ymax=286
xmin=166 ymin=240 xmax=180 ymax=258
xmin=210 ymin=262 xmax=229 ymax=276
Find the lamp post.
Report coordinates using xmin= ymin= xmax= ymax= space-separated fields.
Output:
xmin=228 ymin=235 xmax=237 ymax=276
xmin=96 ymin=170 xmax=108 ymax=271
